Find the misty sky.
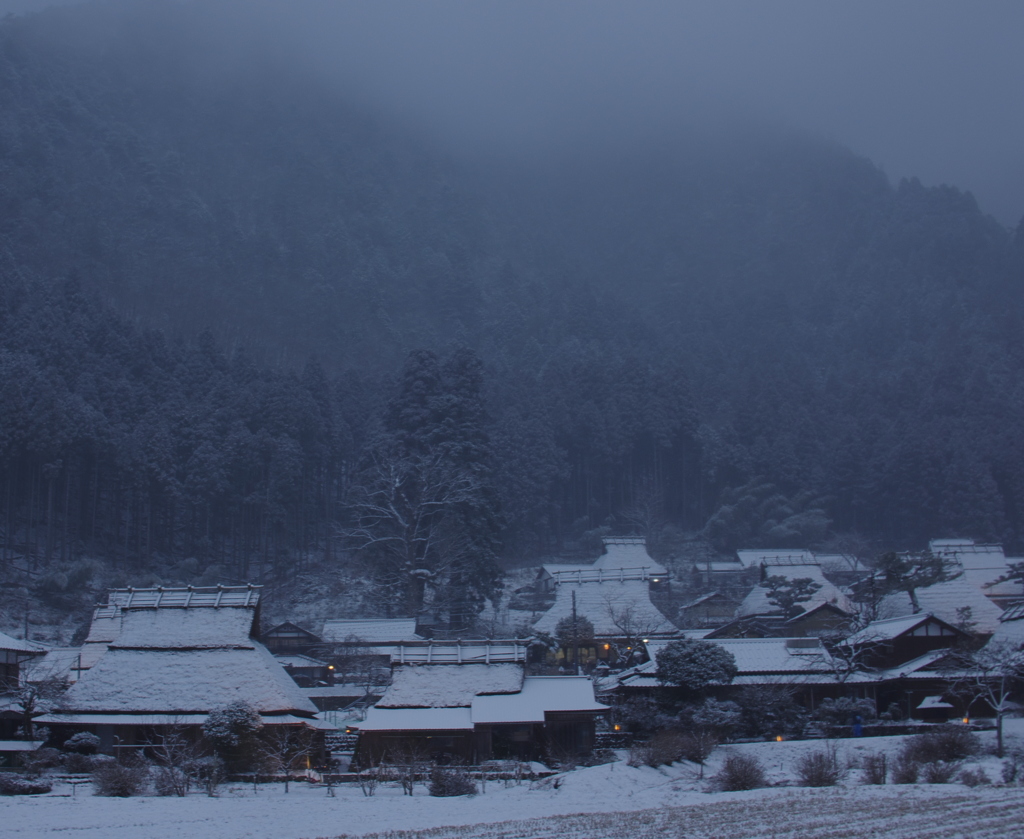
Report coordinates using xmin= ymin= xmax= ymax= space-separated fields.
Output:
xmin=3 ymin=0 xmax=1022 ymax=225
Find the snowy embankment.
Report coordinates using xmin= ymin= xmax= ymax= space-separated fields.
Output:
xmin=6 ymin=723 xmax=1024 ymax=839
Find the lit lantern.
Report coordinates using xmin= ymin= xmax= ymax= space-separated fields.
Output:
xmin=776 ymin=735 xmax=783 ymax=742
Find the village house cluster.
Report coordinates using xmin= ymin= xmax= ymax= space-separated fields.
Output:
xmin=2 ymin=536 xmax=1023 ymax=774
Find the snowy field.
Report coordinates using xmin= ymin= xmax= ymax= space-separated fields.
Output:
xmin=6 ymin=723 xmax=1024 ymax=839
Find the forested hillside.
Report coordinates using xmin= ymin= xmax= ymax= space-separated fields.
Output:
xmin=2 ymin=2 xmax=1023 ymax=630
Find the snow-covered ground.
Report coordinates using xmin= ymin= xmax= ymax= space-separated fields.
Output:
xmin=7 ymin=722 xmax=1024 ymax=839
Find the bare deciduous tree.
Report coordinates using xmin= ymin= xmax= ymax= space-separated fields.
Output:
xmin=945 ymin=641 xmax=1024 ymax=758
xmin=257 ymin=727 xmax=317 ymax=793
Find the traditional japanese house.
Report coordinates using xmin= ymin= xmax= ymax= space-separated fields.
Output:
xmin=262 ymin=622 xmax=323 ymax=657
xmin=37 ymin=585 xmax=332 ymax=754
xmin=351 ymin=641 xmax=607 ymax=765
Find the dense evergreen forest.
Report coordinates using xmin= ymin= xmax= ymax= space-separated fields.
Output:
xmin=1 ymin=2 xmax=1023 ymax=627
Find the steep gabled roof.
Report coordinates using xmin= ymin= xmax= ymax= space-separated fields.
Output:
xmin=843 ymin=613 xmax=963 ymax=645
xmin=877 ymin=575 xmax=1003 ymax=634
xmin=929 ymin=540 xmax=1023 ymax=600
xmin=540 ymin=538 xmax=668 ymax=583
xmin=47 ymin=585 xmax=317 ymax=719
xmin=736 ymin=564 xmax=853 ymax=617
xmin=532 ymin=579 xmax=673 ymax=637
xmin=56 ymin=644 xmax=317 ymax=716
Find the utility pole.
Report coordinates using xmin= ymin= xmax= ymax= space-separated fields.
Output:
xmin=571 ymin=589 xmax=580 ymax=676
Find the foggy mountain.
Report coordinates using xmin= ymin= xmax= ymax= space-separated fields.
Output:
xmin=1 ymin=1 xmax=1023 ymax=626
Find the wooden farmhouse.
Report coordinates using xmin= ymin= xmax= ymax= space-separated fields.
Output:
xmin=532 ymin=538 xmax=677 ymax=668
xmin=350 ymin=641 xmax=608 ymax=765
xmin=37 ymin=585 xmax=332 ymax=754
xmin=262 ymin=622 xmax=324 ymax=657
xmin=613 ymin=637 xmax=838 ymax=710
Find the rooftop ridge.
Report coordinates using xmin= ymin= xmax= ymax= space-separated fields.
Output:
xmin=100 ymin=584 xmax=261 ymax=610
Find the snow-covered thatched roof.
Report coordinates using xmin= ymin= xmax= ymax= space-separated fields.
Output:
xmin=44 ymin=584 xmax=317 ymax=721
xmin=114 ymin=606 xmax=256 ymax=649
xmin=877 ymin=575 xmax=1003 ymax=635
xmin=532 ymin=579 xmax=673 ymax=637
xmin=540 ymin=537 xmax=668 ymax=583
xmin=736 ymin=564 xmax=853 ymax=618
xmin=929 ymin=539 xmax=1023 ymax=601
xmin=53 ymin=644 xmax=317 ymax=716
xmin=378 ymin=663 xmax=524 ymax=708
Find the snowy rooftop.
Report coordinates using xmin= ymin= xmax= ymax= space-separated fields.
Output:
xmin=532 ymin=579 xmax=673 ymax=637
xmin=357 ymin=707 xmax=474 ymax=732
xmin=735 ymin=549 xmax=815 ymax=568
xmin=736 ymin=565 xmax=853 ymax=617
xmin=541 ymin=538 xmax=668 ymax=582
xmin=471 ymin=677 xmax=608 ymax=724
xmin=358 ymin=677 xmax=607 ymax=729
xmin=991 ymin=605 xmax=1024 ymax=646
xmin=928 ymin=540 xmax=1023 ymax=598
xmin=321 ymin=619 xmax=422 ymax=644
xmin=99 ymin=585 xmax=260 ymax=615
xmin=661 ymin=637 xmax=829 ymax=674
xmin=378 ymin=663 xmax=524 ymax=708
xmin=877 ymin=575 xmax=1004 ymax=634
xmin=113 ymin=606 xmax=256 ymax=649
xmin=0 ymin=629 xmax=44 ymax=654
xmin=54 ymin=643 xmax=318 ymax=716
xmin=31 ymin=646 xmax=85 ymax=681
xmin=843 ymin=613 xmax=959 ymax=645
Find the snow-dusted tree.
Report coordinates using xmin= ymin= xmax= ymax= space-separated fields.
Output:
xmin=554 ymin=614 xmax=594 ymax=670
xmin=11 ymin=658 xmax=68 ymax=739
xmin=345 ymin=348 xmax=503 ymax=629
xmin=257 ymin=727 xmax=316 ymax=792
xmin=945 ymin=641 xmax=1024 ymax=758
xmin=656 ymin=639 xmax=737 ymax=697
xmin=203 ymin=701 xmax=263 ymax=772
xmin=691 ymin=697 xmax=743 ymax=740
xmin=761 ymin=575 xmax=821 ymax=618
xmin=150 ymin=723 xmax=206 ymax=796
xmin=605 ymin=597 xmax=667 ymax=652
xmin=876 ymin=550 xmax=958 ymax=614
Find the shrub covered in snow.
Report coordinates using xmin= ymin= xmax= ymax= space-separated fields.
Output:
xmin=811 ymin=697 xmax=876 ymax=728
xmin=92 ymin=754 xmax=150 ymax=797
xmin=891 ymin=753 xmax=920 ymax=784
xmin=795 ymin=744 xmax=845 ymax=787
xmin=732 ymin=685 xmax=808 ymax=739
xmin=921 ymin=760 xmax=961 ymax=784
xmin=959 ymin=766 xmax=991 ymax=786
xmin=903 ymin=727 xmax=980 ymax=764
xmin=0 ymin=774 xmax=53 ymax=795
xmin=429 ymin=766 xmax=476 ymax=797
xmin=861 ymin=752 xmax=888 ymax=785
xmin=203 ymin=700 xmax=263 ymax=772
xmin=710 ymin=753 xmax=766 ymax=791
xmin=63 ymin=731 xmax=101 ymax=755
xmin=656 ymin=639 xmax=737 ymax=697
